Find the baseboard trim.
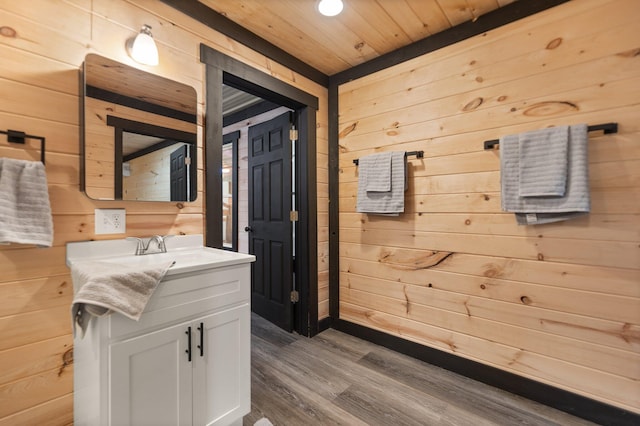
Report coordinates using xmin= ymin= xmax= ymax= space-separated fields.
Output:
xmin=332 ymin=319 xmax=639 ymax=426
xmin=317 ymin=317 xmax=332 ymax=333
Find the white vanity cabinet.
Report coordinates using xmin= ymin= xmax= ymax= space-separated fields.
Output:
xmin=69 ymin=239 xmax=253 ymax=426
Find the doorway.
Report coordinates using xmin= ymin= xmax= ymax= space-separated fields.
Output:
xmin=201 ymin=45 xmax=319 ymax=337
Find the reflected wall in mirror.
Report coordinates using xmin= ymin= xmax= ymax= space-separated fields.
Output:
xmin=82 ymin=54 xmax=198 ymax=201
xmin=222 ymin=131 xmax=239 ymax=250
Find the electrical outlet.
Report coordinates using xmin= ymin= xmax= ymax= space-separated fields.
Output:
xmin=95 ymin=209 xmax=126 ymax=234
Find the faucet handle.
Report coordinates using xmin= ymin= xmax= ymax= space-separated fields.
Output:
xmin=126 ymin=237 xmax=145 ymax=255
xmin=157 ymin=234 xmax=174 ymax=252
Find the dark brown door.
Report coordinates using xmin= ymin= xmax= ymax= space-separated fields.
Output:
xmin=247 ymin=112 xmax=293 ymax=331
xmin=170 ymin=145 xmax=188 ymax=201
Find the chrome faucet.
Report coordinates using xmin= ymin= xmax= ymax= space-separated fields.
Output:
xmin=126 ymin=235 xmax=173 ymax=255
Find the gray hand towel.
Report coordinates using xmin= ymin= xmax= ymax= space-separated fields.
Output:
xmin=364 ymin=152 xmax=393 ymax=192
xmin=71 ymin=259 xmax=175 ymax=338
xmin=518 ymin=126 xmax=569 ymax=197
xmin=501 ymin=124 xmax=590 ymax=225
xmin=356 ymin=151 xmax=406 ymax=215
xmin=0 ymin=158 xmax=53 ymax=247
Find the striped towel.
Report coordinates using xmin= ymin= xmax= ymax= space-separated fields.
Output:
xmin=356 ymin=151 xmax=406 ymax=215
xmin=500 ymin=124 xmax=590 ymax=225
xmin=518 ymin=126 xmax=569 ymax=197
xmin=0 ymin=158 xmax=53 ymax=246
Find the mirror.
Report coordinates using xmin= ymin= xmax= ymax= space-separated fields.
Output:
xmin=81 ymin=54 xmax=198 ymax=201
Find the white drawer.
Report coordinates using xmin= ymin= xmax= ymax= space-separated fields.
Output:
xmin=108 ymin=264 xmax=250 ymax=339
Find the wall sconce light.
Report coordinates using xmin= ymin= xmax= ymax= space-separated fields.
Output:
xmin=126 ymin=24 xmax=159 ymax=66
xmin=318 ymin=0 xmax=344 ymax=16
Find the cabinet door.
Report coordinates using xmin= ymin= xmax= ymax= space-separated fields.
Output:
xmin=110 ymin=322 xmax=193 ymax=426
xmin=192 ymin=304 xmax=250 ymax=426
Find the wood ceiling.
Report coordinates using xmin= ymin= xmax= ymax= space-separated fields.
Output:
xmin=197 ymin=0 xmax=516 ymax=76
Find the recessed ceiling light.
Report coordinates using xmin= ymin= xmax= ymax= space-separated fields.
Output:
xmin=318 ymin=0 xmax=343 ymax=17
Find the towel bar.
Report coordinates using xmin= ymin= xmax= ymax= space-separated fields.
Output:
xmin=353 ymin=150 xmax=424 ymax=166
xmin=1 ymin=129 xmax=46 ymax=164
xmin=483 ymin=122 xmax=618 ymax=150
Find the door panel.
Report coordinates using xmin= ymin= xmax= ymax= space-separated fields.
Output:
xmin=192 ymin=304 xmax=251 ymax=426
xmin=170 ymin=145 xmax=188 ymax=201
xmin=248 ymin=112 xmax=293 ymax=331
xmin=110 ymin=322 xmax=192 ymax=426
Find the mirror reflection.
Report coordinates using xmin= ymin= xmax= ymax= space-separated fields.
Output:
xmin=82 ymin=54 xmax=198 ymax=201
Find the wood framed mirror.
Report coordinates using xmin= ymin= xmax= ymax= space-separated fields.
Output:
xmin=81 ymin=54 xmax=198 ymax=201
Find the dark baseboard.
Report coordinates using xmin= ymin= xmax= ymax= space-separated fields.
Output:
xmin=332 ymin=319 xmax=639 ymax=426
xmin=317 ymin=317 xmax=332 ymax=333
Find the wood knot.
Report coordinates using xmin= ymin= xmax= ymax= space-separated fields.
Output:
xmin=617 ymin=48 xmax=640 ymax=58
xmin=0 ymin=26 xmax=17 ymax=38
xmin=524 ymin=101 xmax=578 ymax=117
xmin=58 ymin=348 xmax=74 ymax=376
xmin=469 ymin=60 xmax=476 ymax=66
xmin=386 ymin=130 xmax=398 ymax=136
xmin=354 ymin=41 xmax=365 ymax=51
xmin=176 ymin=202 xmax=184 ymax=209
xmin=483 ymin=194 xmax=490 ymax=201
xmin=475 ymin=76 xmax=484 ymax=83
xmin=464 ymin=219 xmax=471 ymax=225
xmin=520 ymin=296 xmax=532 ymax=305
xmin=546 ymin=37 xmax=562 ymax=50
xmin=480 ymin=284 xmax=486 ymax=290
xmin=537 ymin=253 xmax=544 ymax=261
xmin=391 ymin=121 xmax=400 ymax=128
xmin=462 ymin=97 xmax=483 ymax=112
xmin=339 ymin=122 xmax=358 ymax=138
xmin=497 ymin=95 xmax=507 ymax=102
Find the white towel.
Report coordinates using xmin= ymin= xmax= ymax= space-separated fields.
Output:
xmin=356 ymin=151 xmax=406 ymax=215
xmin=0 ymin=158 xmax=53 ymax=247
xmin=518 ymin=126 xmax=569 ymax=197
xmin=501 ymin=124 xmax=590 ymax=225
xmin=365 ymin=152 xmax=393 ymax=192
xmin=70 ymin=259 xmax=175 ymax=338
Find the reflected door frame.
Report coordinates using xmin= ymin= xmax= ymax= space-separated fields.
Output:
xmin=222 ymin=130 xmax=240 ymax=251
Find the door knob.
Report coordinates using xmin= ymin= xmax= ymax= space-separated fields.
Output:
xmin=244 ymin=226 xmax=252 ymax=232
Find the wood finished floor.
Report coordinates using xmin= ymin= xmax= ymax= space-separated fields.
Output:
xmin=244 ymin=313 xmax=596 ymax=426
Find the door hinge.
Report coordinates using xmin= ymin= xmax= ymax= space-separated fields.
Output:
xmin=289 ymin=128 xmax=298 ymax=141
xmin=290 ymin=210 xmax=299 ymax=222
xmin=184 ymin=157 xmax=192 ymax=166
xmin=290 ymin=290 xmax=299 ymax=303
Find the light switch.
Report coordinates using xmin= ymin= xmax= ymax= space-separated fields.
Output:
xmin=95 ymin=209 xmax=126 ymax=234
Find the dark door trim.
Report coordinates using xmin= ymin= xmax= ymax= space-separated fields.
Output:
xmin=201 ymin=44 xmax=319 ymax=337
xmin=222 ymin=130 xmax=240 ymax=251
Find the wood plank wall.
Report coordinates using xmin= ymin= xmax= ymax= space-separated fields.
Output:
xmin=0 ymin=1 xmax=328 ymax=423
xmin=337 ymin=0 xmax=640 ymax=413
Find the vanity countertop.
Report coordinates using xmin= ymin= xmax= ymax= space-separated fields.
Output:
xmin=66 ymin=234 xmax=255 ymax=276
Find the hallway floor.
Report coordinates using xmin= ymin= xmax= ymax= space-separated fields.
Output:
xmin=244 ymin=313 xmax=594 ymax=425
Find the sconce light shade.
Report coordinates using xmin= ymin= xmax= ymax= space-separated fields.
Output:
xmin=127 ymin=24 xmax=159 ymax=66
xmin=318 ymin=0 xmax=343 ymax=16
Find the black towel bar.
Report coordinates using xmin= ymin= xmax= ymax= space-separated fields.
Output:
xmin=483 ymin=122 xmax=618 ymax=150
xmin=1 ymin=129 xmax=46 ymax=164
xmin=353 ymin=150 xmax=424 ymax=166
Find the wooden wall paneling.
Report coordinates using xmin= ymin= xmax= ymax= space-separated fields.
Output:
xmin=0 ymin=0 xmax=327 ymax=422
xmin=339 ymin=271 xmax=639 ymax=353
xmin=337 ymin=0 xmax=640 ymax=414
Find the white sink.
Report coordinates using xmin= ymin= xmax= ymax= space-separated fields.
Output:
xmin=95 ymin=247 xmax=254 ymax=275
xmin=66 ymin=234 xmax=255 ymax=277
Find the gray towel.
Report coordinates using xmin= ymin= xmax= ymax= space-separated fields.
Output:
xmin=519 ymin=126 xmax=569 ymax=197
xmin=365 ymin=152 xmax=393 ymax=192
xmin=501 ymin=124 xmax=590 ymax=225
xmin=71 ymin=259 xmax=175 ymax=337
xmin=356 ymin=151 xmax=406 ymax=215
xmin=0 ymin=158 xmax=53 ymax=247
